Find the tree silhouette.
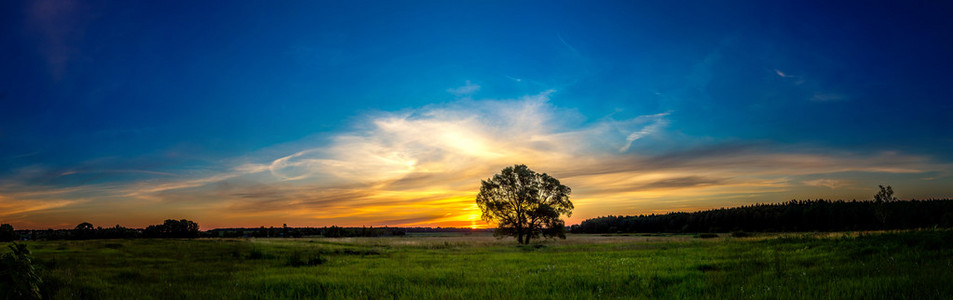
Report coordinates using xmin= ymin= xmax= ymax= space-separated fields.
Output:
xmin=0 ymin=224 xmax=14 ymax=242
xmin=73 ymin=222 xmax=94 ymax=239
xmin=476 ymin=164 xmax=573 ymax=244
xmin=875 ymin=185 xmax=898 ymax=203
xmin=145 ymin=219 xmax=200 ymax=238
xmin=75 ymin=222 xmax=93 ymax=231
xmin=875 ymin=185 xmax=898 ymax=227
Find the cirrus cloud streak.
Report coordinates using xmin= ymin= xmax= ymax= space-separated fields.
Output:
xmin=2 ymin=90 xmax=950 ymax=228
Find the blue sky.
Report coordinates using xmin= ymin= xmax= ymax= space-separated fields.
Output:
xmin=2 ymin=0 xmax=952 ymax=229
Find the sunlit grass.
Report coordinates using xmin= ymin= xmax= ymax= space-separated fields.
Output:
xmin=12 ymin=230 xmax=953 ymax=299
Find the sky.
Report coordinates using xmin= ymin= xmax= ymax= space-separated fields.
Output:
xmin=2 ymin=0 xmax=952 ymax=229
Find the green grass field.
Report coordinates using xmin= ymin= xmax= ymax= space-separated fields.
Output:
xmin=11 ymin=230 xmax=953 ymax=299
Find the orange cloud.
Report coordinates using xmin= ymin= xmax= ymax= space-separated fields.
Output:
xmin=2 ymin=91 xmax=950 ymax=229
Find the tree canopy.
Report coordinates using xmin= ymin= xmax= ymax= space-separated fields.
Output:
xmin=476 ymin=164 xmax=573 ymax=244
xmin=573 ymin=198 xmax=953 ymax=234
xmin=875 ymin=185 xmax=898 ymax=203
xmin=145 ymin=219 xmax=200 ymax=238
xmin=0 ymin=224 xmax=14 ymax=242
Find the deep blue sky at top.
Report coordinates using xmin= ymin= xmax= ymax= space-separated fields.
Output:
xmin=2 ymin=0 xmax=952 ymax=180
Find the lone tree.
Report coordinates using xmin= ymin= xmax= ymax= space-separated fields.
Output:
xmin=73 ymin=222 xmax=95 ymax=239
xmin=874 ymin=185 xmax=898 ymax=227
xmin=874 ymin=185 xmax=898 ymax=203
xmin=476 ymin=164 xmax=573 ymax=244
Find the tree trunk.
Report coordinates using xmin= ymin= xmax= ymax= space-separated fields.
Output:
xmin=517 ymin=232 xmax=524 ymax=244
xmin=524 ymin=224 xmax=533 ymax=244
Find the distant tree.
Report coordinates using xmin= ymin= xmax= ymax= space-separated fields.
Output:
xmin=875 ymin=185 xmax=898 ymax=203
xmin=73 ymin=222 xmax=94 ymax=239
xmin=476 ymin=164 xmax=573 ymax=244
xmin=74 ymin=222 xmax=93 ymax=231
xmin=0 ymin=225 xmax=14 ymax=242
xmin=323 ymin=226 xmax=345 ymax=238
xmin=164 ymin=219 xmax=199 ymax=237
xmin=0 ymin=243 xmax=42 ymax=299
xmin=875 ymin=185 xmax=898 ymax=226
xmin=144 ymin=219 xmax=199 ymax=238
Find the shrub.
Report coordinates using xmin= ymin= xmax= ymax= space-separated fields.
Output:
xmin=306 ymin=256 xmax=328 ymax=266
xmin=247 ymin=249 xmax=264 ymax=260
xmin=0 ymin=243 xmax=42 ymax=300
xmin=342 ymin=249 xmax=380 ymax=256
xmin=696 ymin=264 xmax=719 ymax=272
xmin=517 ymin=244 xmax=547 ymax=251
xmin=696 ymin=233 xmax=719 ymax=239
xmin=287 ymin=251 xmax=327 ymax=267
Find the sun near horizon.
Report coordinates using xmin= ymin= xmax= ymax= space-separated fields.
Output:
xmin=2 ymin=1 xmax=953 ymax=230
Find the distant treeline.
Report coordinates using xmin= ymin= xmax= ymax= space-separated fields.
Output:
xmin=208 ymin=226 xmax=490 ymax=238
xmin=4 ymin=219 xmax=201 ymax=241
xmin=570 ymin=199 xmax=953 ymax=234
xmin=2 ymin=221 xmax=490 ymax=241
xmin=210 ymin=225 xmax=407 ymax=238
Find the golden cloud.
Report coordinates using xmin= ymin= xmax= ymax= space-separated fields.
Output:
xmin=2 ymin=91 xmax=950 ymax=228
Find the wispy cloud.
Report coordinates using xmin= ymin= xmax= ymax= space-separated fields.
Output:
xmin=810 ymin=92 xmax=847 ymax=102
xmin=618 ymin=112 xmax=669 ymax=152
xmin=27 ymin=0 xmax=89 ymax=80
xmin=1 ymin=90 xmax=949 ymax=228
xmin=446 ymin=81 xmax=480 ymax=97
xmin=774 ymin=69 xmax=790 ymax=78
xmin=803 ymin=178 xmax=849 ymax=189
xmin=0 ymin=199 xmax=77 ymax=216
xmin=774 ymin=69 xmax=848 ymax=102
xmin=557 ymin=33 xmax=579 ymax=54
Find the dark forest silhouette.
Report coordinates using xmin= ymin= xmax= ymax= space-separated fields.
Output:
xmin=6 ymin=199 xmax=953 ymax=240
xmin=571 ymin=198 xmax=953 ymax=234
xmin=4 ymin=185 xmax=952 ymax=240
xmin=4 ymin=222 xmax=488 ymax=241
xmin=4 ymin=219 xmax=200 ymax=241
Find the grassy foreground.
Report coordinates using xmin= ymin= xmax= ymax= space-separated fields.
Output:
xmin=10 ymin=230 xmax=953 ymax=299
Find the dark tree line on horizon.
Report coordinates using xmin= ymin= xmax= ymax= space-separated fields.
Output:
xmin=3 ymin=219 xmax=200 ymax=241
xmin=570 ymin=198 xmax=953 ymax=234
xmin=2 ymin=221 xmax=490 ymax=241
xmin=211 ymin=225 xmax=409 ymax=238
xmin=167 ymin=225 xmax=488 ymax=238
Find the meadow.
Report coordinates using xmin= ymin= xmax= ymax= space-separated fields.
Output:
xmin=13 ymin=230 xmax=953 ymax=299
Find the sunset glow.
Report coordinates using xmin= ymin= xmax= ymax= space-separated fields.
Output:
xmin=2 ymin=1 xmax=952 ymax=230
